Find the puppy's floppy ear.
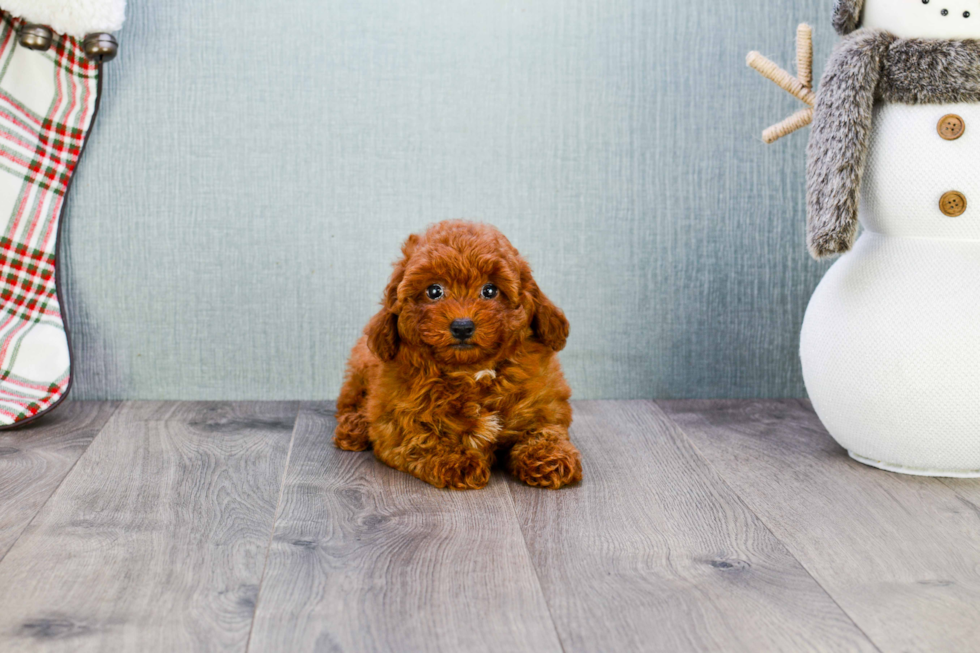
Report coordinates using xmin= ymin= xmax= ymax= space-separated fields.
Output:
xmin=530 ymin=282 xmax=569 ymax=351
xmin=365 ymin=303 xmax=399 ymax=361
xmin=365 ymin=234 xmax=419 ymax=361
xmin=521 ymin=264 xmax=569 ymax=352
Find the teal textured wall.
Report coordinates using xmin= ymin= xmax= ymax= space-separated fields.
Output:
xmin=61 ymin=0 xmax=837 ymax=400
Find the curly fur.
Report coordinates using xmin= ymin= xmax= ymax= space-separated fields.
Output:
xmin=833 ymin=0 xmax=864 ymax=36
xmin=807 ymin=32 xmax=980 ymax=258
xmin=334 ymin=220 xmax=582 ymax=491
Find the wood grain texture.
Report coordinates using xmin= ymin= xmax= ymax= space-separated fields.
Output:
xmin=62 ymin=0 xmax=832 ymax=402
xmin=0 ymin=402 xmax=119 ymax=561
xmin=509 ymin=400 xmax=875 ymax=652
xmin=939 ymin=478 xmax=980 ymax=516
xmin=660 ymin=399 xmax=980 ymax=652
xmin=247 ymin=403 xmax=563 ymax=653
xmin=0 ymin=401 xmax=298 ymax=653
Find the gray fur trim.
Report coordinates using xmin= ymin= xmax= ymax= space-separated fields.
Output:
xmin=806 ymin=29 xmax=891 ymax=258
xmin=879 ymin=38 xmax=980 ymax=103
xmin=806 ymin=32 xmax=980 ymax=258
xmin=833 ymin=0 xmax=863 ymax=35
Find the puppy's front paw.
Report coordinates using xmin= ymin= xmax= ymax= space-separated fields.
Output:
xmin=430 ymin=450 xmax=492 ymax=490
xmin=334 ymin=412 xmax=371 ymax=451
xmin=510 ymin=438 xmax=582 ymax=489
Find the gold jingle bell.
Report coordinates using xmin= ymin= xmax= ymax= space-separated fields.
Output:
xmin=18 ymin=24 xmax=53 ymax=51
xmin=83 ymin=33 xmax=118 ymax=63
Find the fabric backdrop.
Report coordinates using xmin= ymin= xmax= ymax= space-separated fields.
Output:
xmin=61 ymin=0 xmax=836 ymax=401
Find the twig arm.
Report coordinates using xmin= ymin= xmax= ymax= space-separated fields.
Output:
xmin=746 ymin=23 xmax=817 ymax=143
xmin=762 ymin=108 xmax=813 ymax=144
xmin=797 ymin=24 xmax=813 ymax=89
xmin=746 ymin=51 xmax=816 ymax=107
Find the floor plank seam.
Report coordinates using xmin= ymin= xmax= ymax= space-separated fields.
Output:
xmin=244 ymin=401 xmax=302 ymax=653
xmin=0 ymin=401 xmax=123 ymax=566
xmin=650 ymin=400 xmax=886 ymax=653
xmin=503 ymin=480 xmax=568 ymax=653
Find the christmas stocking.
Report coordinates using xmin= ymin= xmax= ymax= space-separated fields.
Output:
xmin=0 ymin=2 xmax=123 ymax=428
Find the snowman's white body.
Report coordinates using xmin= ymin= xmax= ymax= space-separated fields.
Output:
xmin=802 ymin=102 xmax=980 ymax=476
xmin=800 ymin=1 xmax=980 ymax=476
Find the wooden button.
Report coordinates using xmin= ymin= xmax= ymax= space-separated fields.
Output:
xmin=940 ymin=191 xmax=967 ymax=217
xmin=938 ymin=114 xmax=965 ymax=140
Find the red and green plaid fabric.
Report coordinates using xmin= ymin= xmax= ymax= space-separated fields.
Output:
xmin=0 ymin=12 xmax=99 ymax=427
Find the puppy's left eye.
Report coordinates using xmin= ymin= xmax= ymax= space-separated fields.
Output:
xmin=426 ymin=284 xmax=444 ymax=300
xmin=481 ymin=283 xmax=499 ymax=299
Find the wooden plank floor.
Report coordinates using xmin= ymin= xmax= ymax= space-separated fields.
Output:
xmin=0 ymin=400 xmax=978 ymax=652
xmin=0 ymin=402 xmax=119 ymax=560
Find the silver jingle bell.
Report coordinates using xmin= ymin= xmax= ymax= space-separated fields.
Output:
xmin=19 ymin=24 xmax=53 ymax=51
xmin=83 ymin=33 xmax=118 ymax=63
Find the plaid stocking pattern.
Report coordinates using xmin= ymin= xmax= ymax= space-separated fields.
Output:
xmin=0 ymin=12 xmax=99 ymax=427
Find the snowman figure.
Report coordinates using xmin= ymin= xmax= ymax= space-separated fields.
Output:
xmin=755 ymin=0 xmax=980 ymax=476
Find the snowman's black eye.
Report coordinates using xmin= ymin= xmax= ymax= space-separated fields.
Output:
xmin=481 ymin=283 xmax=499 ymax=299
xmin=922 ymin=0 xmax=930 ymax=3
xmin=942 ymin=8 xmax=949 ymax=15
xmin=965 ymin=11 xmax=971 ymax=17
xmin=426 ymin=284 xmax=444 ymax=300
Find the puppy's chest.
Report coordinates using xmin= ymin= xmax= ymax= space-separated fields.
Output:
xmin=430 ymin=368 xmax=521 ymax=419
xmin=441 ymin=370 xmax=505 ymax=406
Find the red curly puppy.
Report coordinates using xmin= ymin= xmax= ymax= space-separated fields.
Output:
xmin=334 ymin=220 xmax=582 ymax=490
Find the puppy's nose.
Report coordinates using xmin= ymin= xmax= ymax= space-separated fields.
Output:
xmin=450 ymin=318 xmax=476 ymax=340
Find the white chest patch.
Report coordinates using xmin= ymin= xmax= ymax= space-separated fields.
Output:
xmin=474 ymin=369 xmax=497 ymax=382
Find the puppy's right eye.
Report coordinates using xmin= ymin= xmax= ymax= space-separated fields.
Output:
xmin=426 ymin=284 xmax=444 ymax=300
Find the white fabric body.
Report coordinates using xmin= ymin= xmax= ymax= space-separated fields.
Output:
xmin=2 ymin=0 xmax=125 ymax=37
xmin=801 ymin=102 xmax=980 ymax=475
xmin=861 ymin=103 xmax=980 ymax=240
xmin=862 ymin=0 xmax=980 ymax=40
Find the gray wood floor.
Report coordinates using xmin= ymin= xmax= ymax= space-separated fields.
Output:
xmin=0 ymin=400 xmax=977 ymax=652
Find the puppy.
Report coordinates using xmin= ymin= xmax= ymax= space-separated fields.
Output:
xmin=334 ymin=220 xmax=582 ymax=490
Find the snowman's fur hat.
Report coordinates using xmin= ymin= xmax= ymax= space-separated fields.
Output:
xmin=833 ymin=0 xmax=864 ymax=35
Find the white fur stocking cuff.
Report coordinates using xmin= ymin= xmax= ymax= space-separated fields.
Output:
xmin=1 ymin=0 xmax=125 ymax=37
